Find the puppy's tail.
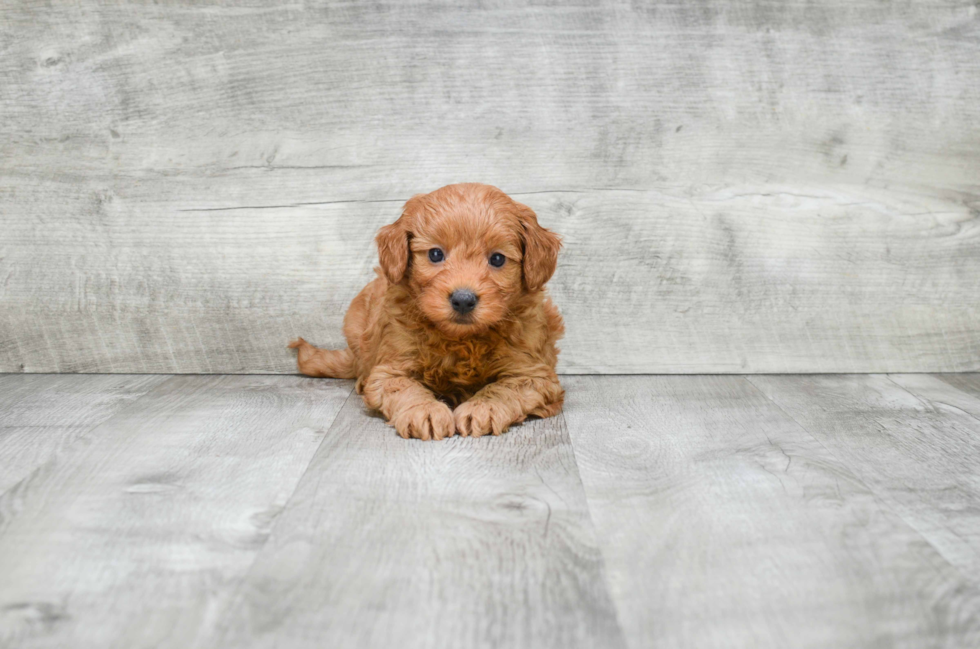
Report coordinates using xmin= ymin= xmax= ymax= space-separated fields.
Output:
xmin=288 ymin=338 xmax=356 ymax=379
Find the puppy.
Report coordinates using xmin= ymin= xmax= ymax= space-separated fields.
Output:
xmin=289 ymin=183 xmax=564 ymax=440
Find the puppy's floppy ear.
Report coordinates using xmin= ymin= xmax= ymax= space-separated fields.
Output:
xmin=514 ymin=201 xmax=561 ymax=291
xmin=376 ymin=194 xmax=423 ymax=284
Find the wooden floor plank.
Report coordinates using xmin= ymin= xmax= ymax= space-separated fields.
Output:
xmin=563 ymin=375 xmax=980 ymax=649
xmin=215 ymin=398 xmax=626 ymax=649
xmin=5 ymin=374 xmax=980 ymax=648
xmin=931 ymin=374 xmax=980 ymax=404
xmin=0 ymin=375 xmax=352 ymax=649
xmin=0 ymin=374 xmax=168 ymax=496
xmin=890 ymin=374 xmax=980 ymax=425
xmin=750 ymin=374 xmax=980 ymax=584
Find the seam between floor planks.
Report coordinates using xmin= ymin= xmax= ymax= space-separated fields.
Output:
xmin=206 ymin=382 xmax=360 ymax=648
xmin=212 ymin=391 xmax=626 ymax=648
xmin=0 ymin=375 xmax=356 ymax=649
xmin=744 ymin=374 xmax=961 ymax=573
xmin=564 ymin=374 xmax=980 ymax=648
xmin=205 ymin=390 xmax=630 ymax=648
xmin=556 ymin=408 xmax=632 ymax=645
xmin=745 ymin=373 xmax=980 ymax=587
xmin=0 ymin=378 xmax=358 ymax=522
xmin=0 ymin=374 xmax=171 ymax=526
xmin=743 ymin=373 xmax=969 ymax=571
xmin=211 ymin=387 xmax=627 ymax=649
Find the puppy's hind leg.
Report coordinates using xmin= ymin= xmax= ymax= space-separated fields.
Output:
xmin=288 ymin=338 xmax=356 ymax=379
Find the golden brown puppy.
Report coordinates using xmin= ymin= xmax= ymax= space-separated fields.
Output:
xmin=289 ymin=183 xmax=564 ymax=440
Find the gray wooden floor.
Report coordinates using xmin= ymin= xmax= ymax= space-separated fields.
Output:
xmin=2 ymin=374 xmax=980 ymax=648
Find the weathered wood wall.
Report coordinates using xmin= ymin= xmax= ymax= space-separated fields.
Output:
xmin=1 ymin=0 xmax=978 ymax=373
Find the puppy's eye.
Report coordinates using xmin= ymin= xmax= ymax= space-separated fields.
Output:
xmin=428 ymin=248 xmax=445 ymax=263
xmin=489 ymin=252 xmax=506 ymax=268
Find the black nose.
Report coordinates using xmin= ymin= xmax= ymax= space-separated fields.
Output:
xmin=450 ymin=289 xmax=479 ymax=315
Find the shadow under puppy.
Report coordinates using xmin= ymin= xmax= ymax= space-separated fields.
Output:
xmin=290 ymin=183 xmax=564 ymax=440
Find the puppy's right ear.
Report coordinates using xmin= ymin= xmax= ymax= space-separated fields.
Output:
xmin=376 ymin=194 xmax=423 ymax=284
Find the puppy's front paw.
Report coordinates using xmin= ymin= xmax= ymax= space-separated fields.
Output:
xmin=391 ymin=401 xmax=455 ymax=441
xmin=454 ymin=399 xmax=514 ymax=438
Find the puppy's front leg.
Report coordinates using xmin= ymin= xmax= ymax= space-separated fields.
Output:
xmin=455 ymin=368 xmax=564 ymax=438
xmin=362 ymin=367 xmax=455 ymax=441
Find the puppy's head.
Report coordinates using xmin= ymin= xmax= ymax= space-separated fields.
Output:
xmin=376 ymin=183 xmax=561 ymax=337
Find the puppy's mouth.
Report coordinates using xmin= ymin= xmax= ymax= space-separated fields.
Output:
xmin=438 ymin=312 xmax=490 ymax=337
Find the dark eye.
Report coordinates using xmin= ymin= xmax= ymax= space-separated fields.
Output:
xmin=428 ymin=248 xmax=444 ymax=263
xmin=489 ymin=252 xmax=506 ymax=267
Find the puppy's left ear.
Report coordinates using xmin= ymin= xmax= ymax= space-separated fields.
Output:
xmin=514 ymin=202 xmax=561 ymax=291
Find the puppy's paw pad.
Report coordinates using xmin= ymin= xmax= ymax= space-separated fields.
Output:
xmin=454 ymin=400 xmax=512 ymax=438
xmin=393 ymin=401 xmax=456 ymax=441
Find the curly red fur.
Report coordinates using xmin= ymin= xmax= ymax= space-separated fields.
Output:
xmin=290 ymin=183 xmax=564 ymax=440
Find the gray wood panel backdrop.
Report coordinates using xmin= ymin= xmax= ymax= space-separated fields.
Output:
xmin=1 ymin=0 xmax=978 ymax=374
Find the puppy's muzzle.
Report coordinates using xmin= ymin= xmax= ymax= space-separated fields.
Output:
xmin=450 ymin=289 xmax=478 ymax=315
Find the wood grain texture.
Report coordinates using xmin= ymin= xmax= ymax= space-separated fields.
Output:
xmin=0 ymin=374 xmax=167 ymax=495
xmin=935 ymin=373 xmax=980 ymax=400
xmin=0 ymin=375 xmax=352 ymax=649
xmin=1 ymin=1 xmax=979 ymax=373
xmin=215 ymin=397 xmax=626 ymax=649
xmin=4 ymin=373 xmax=980 ymax=646
xmin=891 ymin=373 xmax=980 ymax=425
xmin=562 ymin=375 xmax=980 ymax=648
xmin=749 ymin=374 xmax=980 ymax=586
